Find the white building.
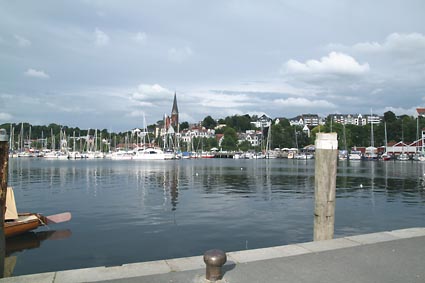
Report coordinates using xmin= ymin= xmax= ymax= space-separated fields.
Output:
xmin=328 ymin=113 xmax=381 ymax=126
xmin=251 ymin=114 xmax=271 ymax=129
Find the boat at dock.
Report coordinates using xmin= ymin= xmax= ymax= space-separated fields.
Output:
xmin=348 ymin=150 xmax=362 ymax=160
xmin=133 ymin=147 xmax=168 ymax=160
xmin=4 ymin=187 xmax=72 ymax=238
xmin=5 ymin=213 xmax=48 ymax=238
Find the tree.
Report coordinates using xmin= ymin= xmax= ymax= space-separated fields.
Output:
xmin=238 ymin=140 xmax=252 ymax=151
xmin=180 ymin=121 xmax=189 ymax=131
xmin=278 ymin=118 xmax=290 ymax=127
xmin=383 ymin=111 xmax=397 ymax=123
xmin=205 ymin=137 xmax=218 ymax=149
xmin=270 ymin=124 xmax=284 ymax=149
xmin=202 ymin=116 xmax=217 ymax=129
xmin=221 ymin=127 xmax=238 ymax=150
xmin=223 ymin=114 xmax=252 ymax=132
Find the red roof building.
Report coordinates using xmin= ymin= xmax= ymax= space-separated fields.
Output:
xmin=416 ymin=108 xmax=425 ymax=117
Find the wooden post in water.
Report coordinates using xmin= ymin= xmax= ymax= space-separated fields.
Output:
xmin=314 ymin=133 xmax=338 ymax=241
xmin=0 ymin=129 xmax=9 ymax=277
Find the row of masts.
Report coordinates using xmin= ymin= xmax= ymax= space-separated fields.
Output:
xmin=8 ymin=121 xmax=174 ymax=157
xmin=7 ymin=123 xmax=126 ymax=156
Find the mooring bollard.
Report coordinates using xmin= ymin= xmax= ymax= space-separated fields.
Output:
xmin=203 ymin=249 xmax=226 ymax=282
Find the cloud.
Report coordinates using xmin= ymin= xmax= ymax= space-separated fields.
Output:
xmin=370 ymin=88 xmax=383 ymax=95
xmin=168 ymin=46 xmax=193 ymax=62
xmin=24 ymin=68 xmax=50 ymax=79
xmin=14 ymin=34 xmax=31 ymax=47
xmin=328 ymin=33 xmax=425 ymax=66
xmin=94 ymin=28 xmax=110 ymax=46
xmin=133 ymin=32 xmax=147 ymax=43
xmin=0 ymin=112 xmax=12 ymax=121
xmin=132 ymin=84 xmax=173 ymax=102
xmin=284 ymin=52 xmax=370 ymax=76
xmin=197 ymin=91 xmax=254 ymax=108
xmin=128 ymin=110 xmax=147 ymax=118
xmin=273 ymin=97 xmax=336 ymax=108
xmin=353 ymin=32 xmax=425 ymax=54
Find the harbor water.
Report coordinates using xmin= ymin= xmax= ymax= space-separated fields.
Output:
xmin=5 ymin=158 xmax=425 ymax=276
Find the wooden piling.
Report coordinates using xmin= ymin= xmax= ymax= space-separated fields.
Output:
xmin=314 ymin=133 xmax=338 ymax=241
xmin=0 ymin=129 xmax=9 ymax=277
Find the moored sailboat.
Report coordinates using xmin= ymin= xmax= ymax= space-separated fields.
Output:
xmin=4 ymin=187 xmax=72 ymax=238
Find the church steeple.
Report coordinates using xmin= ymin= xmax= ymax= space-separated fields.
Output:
xmin=171 ymin=92 xmax=179 ymax=115
xmin=170 ymin=92 xmax=179 ymax=130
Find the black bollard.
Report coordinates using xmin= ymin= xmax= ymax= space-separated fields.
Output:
xmin=203 ymin=249 xmax=226 ymax=282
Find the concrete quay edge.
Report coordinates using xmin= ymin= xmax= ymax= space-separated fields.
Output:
xmin=1 ymin=227 xmax=425 ymax=283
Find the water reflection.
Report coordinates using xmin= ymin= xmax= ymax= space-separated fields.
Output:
xmin=3 ymin=230 xmax=72 ymax=278
xmin=5 ymin=158 xmax=425 ymax=276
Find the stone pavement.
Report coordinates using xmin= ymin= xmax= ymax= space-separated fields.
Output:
xmin=1 ymin=227 xmax=425 ymax=283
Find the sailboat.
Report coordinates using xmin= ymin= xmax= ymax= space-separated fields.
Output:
xmin=380 ymin=122 xmax=391 ymax=161
xmin=265 ymin=125 xmax=277 ymax=159
xmin=413 ymin=116 xmax=425 ymax=161
xmin=4 ymin=187 xmax=71 ymax=238
xmin=133 ymin=115 xmax=171 ymax=160
xmin=364 ymin=111 xmax=378 ymax=160
xmin=397 ymin=119 xmax=410 ymax=161
xmin=339 ymin=124 xmax=348 ymax=160
xmin=43 ymin=128 xmax=59 ymax=159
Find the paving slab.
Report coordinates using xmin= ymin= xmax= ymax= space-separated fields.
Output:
xmin=270 ymin=244 xmax=311 ymax=257
xmin=227 ymin=246 xmax=284 ymax=263
xmin=0 ymin=272 xmax=55 ymax=283
xmin=297 ymin=237 xmax=360 ymax=252
xmin=345 ymin=231 xmax=399 ymax=244
xmin=165 ymin=255 xmax=205 ymax=271
xmin=54 ymin=260 xmax=171 ymax=283
xmin=387 ymin=227 xmax=425 ymax=238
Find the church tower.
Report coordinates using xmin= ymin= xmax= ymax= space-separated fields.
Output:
xmin=170 ymin=92 xmax=179 ymax=131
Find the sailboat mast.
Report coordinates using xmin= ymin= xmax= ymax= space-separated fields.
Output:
xmin=9 ymin=124 xmax=13 ymax=152
xmin=370 ymin=110 xmax=374 ymax=148
xmin=295 ymin=128 xmax=298 ymax=149
xmin=29 ymin=125 xmax=32 ymax=151
xmin=417 ymin=116 xmax=420 ymax=153
xmin=20 ymin=123 xmax=24 ymax=152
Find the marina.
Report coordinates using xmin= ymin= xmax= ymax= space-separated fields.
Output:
xmin=4 ymin=157 xmax=425 ymax=276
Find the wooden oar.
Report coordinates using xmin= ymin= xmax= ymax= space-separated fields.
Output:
xmin=45 ymin=212 xmax=72 ymax=224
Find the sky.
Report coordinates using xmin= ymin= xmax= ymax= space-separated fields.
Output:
xmin=1 ymin=0 xmax=425 ymax=132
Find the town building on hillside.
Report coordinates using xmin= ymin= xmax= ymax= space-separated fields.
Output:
xmin=289 ymin=116 xmax=303 ymax=126
xmin=328 ymin=113 xmax=381 ymax=126
xmin=238 ymin=130 xmax=262 ymax=147
xmin=302 ymin=114 xmax=320 ymax=126
xmin=289 ymin=114 xmax=322 ymax=127
xmin=180 ymin=126 xmax=216 ymax=144
xmin=417 ymin=107 xmax=425 ymax=117
xmin=251 ymin=114 xmax=272 ymax=128
xmin=365 ymin=114 xmax=381 ymax=124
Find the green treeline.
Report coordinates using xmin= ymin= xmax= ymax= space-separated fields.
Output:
xmin=1 ymin=111 xmax=423 ymax=152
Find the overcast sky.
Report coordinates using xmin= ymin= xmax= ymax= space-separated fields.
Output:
xmin=1 ymin=1 xmax=424 ymax=131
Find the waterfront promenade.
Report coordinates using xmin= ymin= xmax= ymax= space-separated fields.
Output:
xmin=1 ymin=227 xmax=424 ymax=282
